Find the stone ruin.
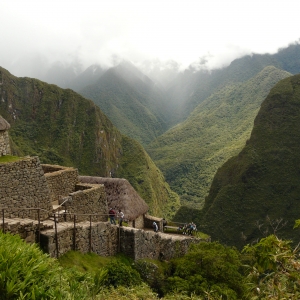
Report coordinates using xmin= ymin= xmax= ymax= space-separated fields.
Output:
xmin=0 ymin=116 xmax=11 ymax=156
xmin=0 ymin=116 xmax=207 ymax=259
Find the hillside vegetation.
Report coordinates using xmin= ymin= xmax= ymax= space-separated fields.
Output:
xmin=148 ymin=66 xmax=291 ymax=208
xmin=201 ymin=74 xmax=300 ymax=248
xmin=0 ymin=67 xmax=179 ymax=218
xmin=3 ymin=229 xmax=300 ymax=299
xmin=116 ymin=136 xmax=180 ymax=218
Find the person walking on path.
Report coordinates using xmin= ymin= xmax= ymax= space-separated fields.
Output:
xmin=109 ymin=208 xmax=116 ymax=225
xmin=118 ymin=209 xmax=124 ymax=226
xmin=153 ymin=221 xmax=158 ymax=233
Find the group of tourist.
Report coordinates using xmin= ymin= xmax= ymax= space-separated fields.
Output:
xmin=108 ymin=207 xmax=124 ymax=226
xmin=179 ymin=222 xmax=197 ymax=235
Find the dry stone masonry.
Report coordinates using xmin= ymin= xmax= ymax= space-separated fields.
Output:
xmin=0 ymin=116 xmax=11 ymax=156
xmin=63 ymin=183 xmax=107 ymax=222
xmin=0 ymin=156 xmax=52 ymax=220
xmin=40 ymin=222 xmax=204 ymax=260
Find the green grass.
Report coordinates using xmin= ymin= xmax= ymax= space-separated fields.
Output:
xmin=58 ymin=251 xmax=112 ymax=273
xmin=0 ymin=155 xmax=20 ymax=163
xmin=58 ymin=251 xmax=134 ymax=273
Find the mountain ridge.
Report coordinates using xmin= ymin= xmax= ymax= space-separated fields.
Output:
xmin=79 ymin=62 xmax=171 ymax=145
xmin=201 ymin=74 xmax=300 ymax=248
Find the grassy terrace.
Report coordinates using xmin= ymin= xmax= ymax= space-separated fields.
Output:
xmin=0 ymin=155 xmax=21 ymax=163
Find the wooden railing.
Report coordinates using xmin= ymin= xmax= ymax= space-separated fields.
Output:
xmin=0 ymin=207 xmax=111 ymax=258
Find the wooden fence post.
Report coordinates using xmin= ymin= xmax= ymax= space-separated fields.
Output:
xmin=37 ymin=208 xmax=41 ymax=246
xmin=89 ymin=215 xmax=92 ymax=252
xmin=2 ymin=209 xmax=5 ymax=233
xmin=73 ymin=215 xmax=76 ymax=251
xmin=54 ymin=213 xmax=59 ymax=259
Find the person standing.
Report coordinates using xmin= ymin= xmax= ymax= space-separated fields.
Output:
xmin=109 ymin=208 xmax=116 ymax=225
xmin=153 ymin=221 xmax=158 ymax=232
xmin=118 ymin=209 xmax=124 ymax=226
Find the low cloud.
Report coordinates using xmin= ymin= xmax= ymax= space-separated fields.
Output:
xmin=1 ymin=0 xmax=300 ymax=78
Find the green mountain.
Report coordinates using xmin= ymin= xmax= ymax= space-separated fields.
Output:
xmin=147 ymin=66 xmax=291 ymax=208
xmin=201 ymin=74 xmax=300 ymax=248
xmin=0 ymin=66 xmax=180 ymax=218
xmin=79 ymin=61 xmax=171 ymax=146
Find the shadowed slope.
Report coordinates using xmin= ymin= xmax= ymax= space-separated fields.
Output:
xmin=201 ymin=74 xmax=300 ymax=248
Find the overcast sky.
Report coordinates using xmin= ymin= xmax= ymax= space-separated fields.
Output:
xmin=1 ymin=0 xmax=300 ymax=77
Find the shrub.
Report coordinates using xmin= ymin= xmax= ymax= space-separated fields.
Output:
xmin=243 ymin=234 xmax=300 ymax=299
xmin=103 ymin=259 xmax=142 ymax=287
xmin=134 ymin=260 xmax=166 ymax=295
xmin=0 ymin=232 xmax=67 ymax=299
xmin=164 ymin=242 xmax=246 ymax=299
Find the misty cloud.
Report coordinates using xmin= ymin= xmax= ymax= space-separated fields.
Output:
xmin=1 ymin=0 xmax=300 ymax=78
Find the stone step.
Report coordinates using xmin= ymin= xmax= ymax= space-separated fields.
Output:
xmin=3 ymin=217 xmax=54 ymax=230
xmin=52 ymin=204 xmax=62 ymax=211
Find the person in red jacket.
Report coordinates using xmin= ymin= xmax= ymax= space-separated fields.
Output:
xmin=109 ymin=208 xmax=116 ymax=225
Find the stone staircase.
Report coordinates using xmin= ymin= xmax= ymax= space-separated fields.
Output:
xmin=49 ymin=201 xmax=68 ymax=222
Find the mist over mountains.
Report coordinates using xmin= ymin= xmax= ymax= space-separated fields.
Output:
xmin=60 ymin=43 xmax=300 ymax=209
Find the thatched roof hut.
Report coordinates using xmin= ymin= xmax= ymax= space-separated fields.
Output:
xmin=0 ymin=116 xmax=10 ymax=131
xmin=79 ymin=176 xmax=149 ymax=221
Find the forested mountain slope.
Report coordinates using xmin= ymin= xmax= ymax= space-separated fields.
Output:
xmin=0 ymin=67 xmax=180 ymax=218
xmin=79 ymin=61 xmax=171 ymax=146
xmin=201 ymin=74 xmax=300 ymax=248
xmin=147 ymin=66 xmax=291 ymax=208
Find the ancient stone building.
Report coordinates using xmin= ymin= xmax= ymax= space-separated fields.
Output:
xmin=79 ymin=176 xmax=149 ymax=229
xmin=0 ymin=115 xmax=11 ymax=156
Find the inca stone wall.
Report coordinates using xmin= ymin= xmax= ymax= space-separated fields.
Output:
xmin=40 ymin=222 xmax=205 ymax=260
xmin=40 ymin=221 xmax=119 ymax=257
xmin=120 ymin=227 xmax=202 ymax=261
xmin=43 ymin=164 xmax=79 ymax=203
xmin=0 ymin=156 xmax=52 ymax=219
xmin=63 ymin=183 xmax=107 ymax=222
xmin=3 ymin=217 xmax=53 ymax=243
xmin=0 ymin=131 xmax=10 ymax=156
